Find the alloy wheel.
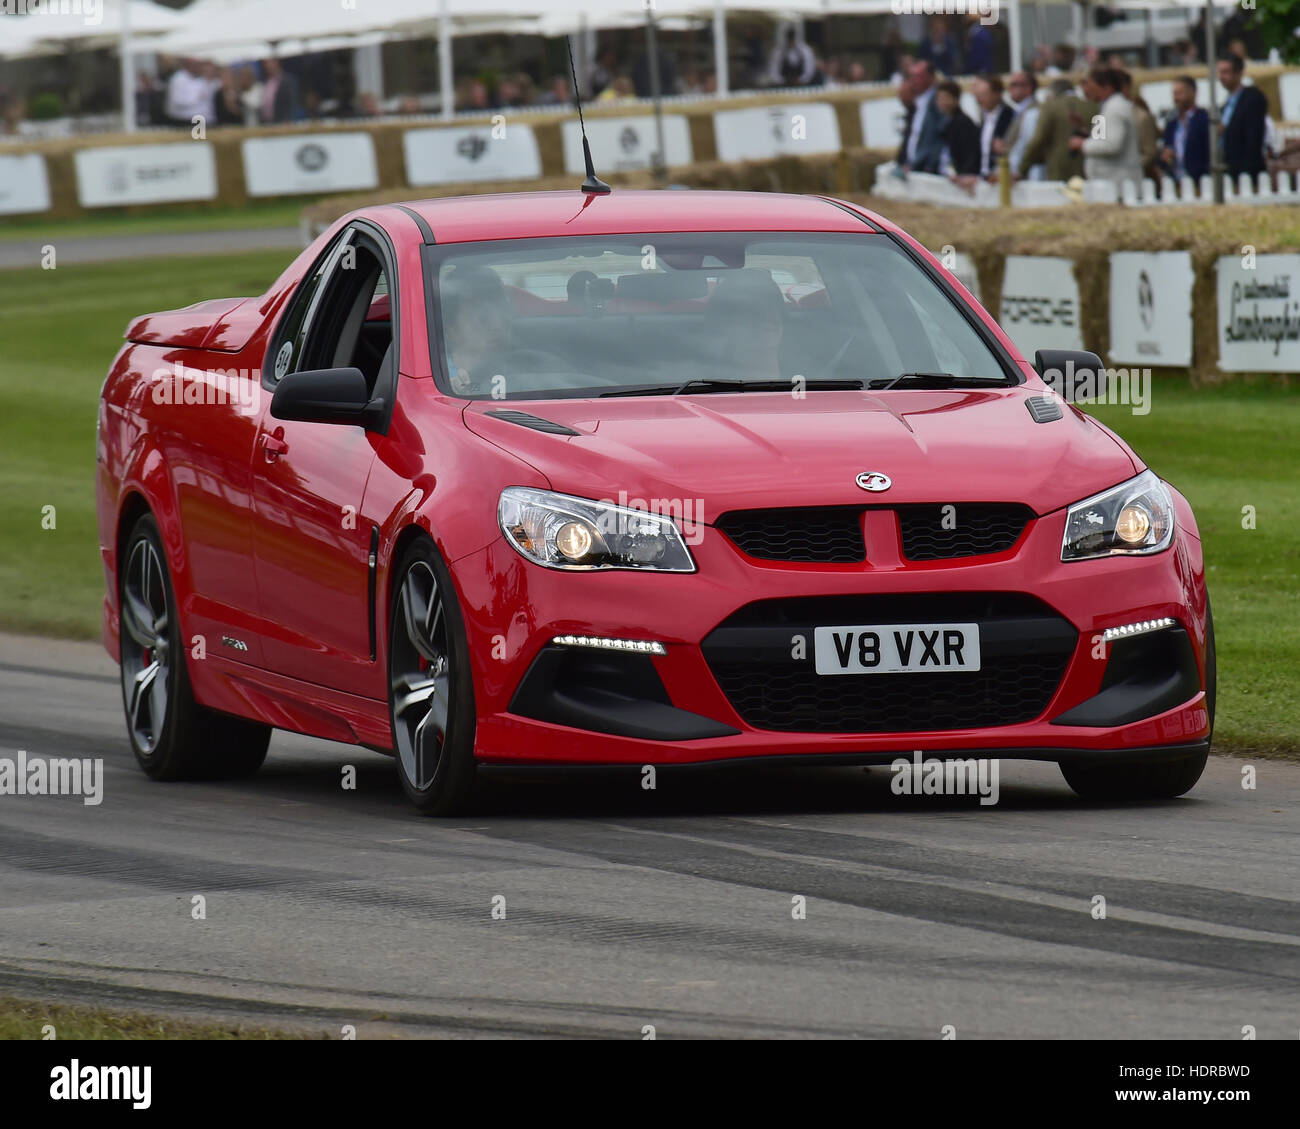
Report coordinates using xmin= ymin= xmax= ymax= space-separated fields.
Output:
xmin=391 ymin=560 xmax=452 ymax=792
xmin=120 ymin=537 xmax=171 ymax=755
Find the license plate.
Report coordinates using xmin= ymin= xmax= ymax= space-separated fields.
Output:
xmin=813 ymin=623 xmax=981 ymax=675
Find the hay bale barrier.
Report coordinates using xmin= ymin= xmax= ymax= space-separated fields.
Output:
xmin=843 ymin=198 xmax=1300 ymax=385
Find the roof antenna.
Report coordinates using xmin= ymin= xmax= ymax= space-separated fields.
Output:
xmin=567 ymin=36 xmax=611 ymax=195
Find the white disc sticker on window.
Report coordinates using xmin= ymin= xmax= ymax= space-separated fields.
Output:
xmin=274 ymin=341 xmax=293 ymax=381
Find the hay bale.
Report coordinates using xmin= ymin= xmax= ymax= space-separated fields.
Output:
xmin=848 ymin=196 xmax=1300 ymax=383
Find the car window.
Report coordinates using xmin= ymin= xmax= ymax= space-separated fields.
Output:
xmin=266 ymin=231 xmax=393 ymax=400
xmin=905 ymin=292 xmax=972 ymax=377
xmin=424 ymin=232 xmax=1010 ymax=400
xmin=266 ymin=229 xmax=353 ymax=387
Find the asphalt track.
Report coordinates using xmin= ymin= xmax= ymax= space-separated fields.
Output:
xmin=0 ymin=632 xmax=1296 ymax=1039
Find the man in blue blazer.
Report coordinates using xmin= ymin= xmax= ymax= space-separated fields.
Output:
xmin=1217 ymin=54 xmax=1268 ymax=184
xmin=1160 ymin=76 xmax=1210 ymax=182
xmin=916 ymin=16 xmax=961 ymax=77
xmin=897 ymin=61 xmax=946 ymax=174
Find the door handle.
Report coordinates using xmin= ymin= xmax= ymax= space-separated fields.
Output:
xmin=263 ymin=434 xmax=289 ymax=461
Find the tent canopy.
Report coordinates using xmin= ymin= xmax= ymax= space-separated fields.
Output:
xmin=101 ymin=0 xmax=838 ymax=58
xmin=2 ymin=0 xmax=187 ymax=58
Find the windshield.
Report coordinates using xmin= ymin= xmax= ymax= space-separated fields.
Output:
xmin=424 ymin=231 xmax=1012 ymax=400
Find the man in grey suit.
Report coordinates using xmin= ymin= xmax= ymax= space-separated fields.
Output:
xmin=897 ymin=60 xmax=945 ymax=174
xmin=1070 ymin=66 xmax=1143 ymax=190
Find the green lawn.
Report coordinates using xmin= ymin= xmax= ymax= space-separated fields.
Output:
xmin=0 ymin=250 xmax=288 ymax=639
xmin=0 ymin=200 xmax=308 ymax=243
xmin=1087 ymin=380 xmax=1300 ymax=758
xmin=0 ymin=252 xmax=1295 ymax=754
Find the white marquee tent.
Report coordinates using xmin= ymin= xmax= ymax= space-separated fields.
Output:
xmin=0 ymin=0 xmax=1255 ymax=135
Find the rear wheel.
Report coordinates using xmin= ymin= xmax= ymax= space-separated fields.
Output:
xmin=119 ymin=513 xmax=270 ymax=780
xmin=388 ymin=537 xmax=477 ymax=815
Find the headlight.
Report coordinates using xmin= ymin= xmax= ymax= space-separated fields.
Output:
xmin=1061 ymin=470 xmax=1174 ymax=561
xmin=498 ymin=487 xmax=696 ymax=572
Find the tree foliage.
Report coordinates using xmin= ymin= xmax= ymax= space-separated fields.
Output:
xmin=1253 ymin=0 xmax=1300 ymax=63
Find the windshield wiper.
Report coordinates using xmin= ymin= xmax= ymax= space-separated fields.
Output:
xmin=601 ymin=377 xmax=864 ymax=398
xmin=601 ymin=379 xmax=744 ymax=397
xmin=866 ymin=372 xmax=1008 ymax=391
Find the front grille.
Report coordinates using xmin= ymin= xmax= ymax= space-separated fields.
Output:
xmin=716 ymin=506 xmax=864 ymax=563
xmin=897 ymin=504 xmax=1034 ymax=561
xmin=701 ymin=592 xmax=1076 ymax=733
xmin=716 ymin=503 xmax=1034 ymax=564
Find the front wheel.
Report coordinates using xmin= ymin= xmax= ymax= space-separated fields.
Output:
xmin=387 ymin=537 xmax=477 ymax=815
xmin=1060 ymin=750 xmax=1208 ymax=800
xmin=1062 ymin=603 xmax=1215 ymax=800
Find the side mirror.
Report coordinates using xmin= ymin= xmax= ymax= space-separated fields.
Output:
xmin=1033 ymin=349 xmax=1107 ymax=405
xmin=271 ymin=367 xmax=385 ymax=429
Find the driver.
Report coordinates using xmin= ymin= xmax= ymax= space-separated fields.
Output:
xmin=440 ymin=265 xmax=516 ymax=393
xmin=441 ymin=265 xmax=570 ymax=395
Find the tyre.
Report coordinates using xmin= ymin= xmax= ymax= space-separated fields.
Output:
xmin=1060 ymin=748 xmax=1208 ymax=800
xmin=119 ymin=513 xmax=271 ymax=780
xmin=1061 ymin=602 xmax=1214 ymax=800
xmin=1204 ymin=598 xmax=1217 ymax=734
xmin=387 ymin=536 xmax=477 ymax=814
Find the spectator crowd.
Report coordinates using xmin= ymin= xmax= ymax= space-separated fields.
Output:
xmin=0 ymin=5 xmax=1286 ymax=198
xmin=127 ymin=22 xmax=876 ymax=130
xmin=0 ymin=17 xmax=1008 ymax=137
xmin=896 ymin=39 xmax=1277 ymax=195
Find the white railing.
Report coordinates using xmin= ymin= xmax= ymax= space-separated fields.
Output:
xmin=872 ymin=162 xmax=1300 ymax=208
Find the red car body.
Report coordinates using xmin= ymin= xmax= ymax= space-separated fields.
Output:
xmin=96 ymin=190 xmax=1212 ymax=809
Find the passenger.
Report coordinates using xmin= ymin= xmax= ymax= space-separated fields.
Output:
xmin=566 ymin=270 xmax=598 ymax=311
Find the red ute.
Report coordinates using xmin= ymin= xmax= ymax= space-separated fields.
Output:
xmin=96 ymin=190 xmax=1214 ymax=813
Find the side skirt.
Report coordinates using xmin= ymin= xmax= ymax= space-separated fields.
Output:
xmin=191 ymin=652 xmax=393 ymax=751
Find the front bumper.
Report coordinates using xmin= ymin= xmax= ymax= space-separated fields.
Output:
xmin=452 ymin=501 xmax=1210 ymax=766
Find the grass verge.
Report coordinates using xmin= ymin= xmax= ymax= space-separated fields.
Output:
xmin=0 ymin=249 xmax=289 ymax=639
xmin=0 ymin=995 xmax=303 ymax=1040
xmin=1087 ymin=378 xmax=1299 ymax=759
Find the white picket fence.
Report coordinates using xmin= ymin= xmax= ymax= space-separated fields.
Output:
xmin=872 ymin=162 xmax=1300 ymax=208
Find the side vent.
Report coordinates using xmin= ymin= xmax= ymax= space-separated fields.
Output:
xmin=367 ymin=526 xmax=379 ymax=661
xmin=1026 ymin=395 xmax=1064 ymax=423
xmin=485 ymin=410 xmax=580 ymax=436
